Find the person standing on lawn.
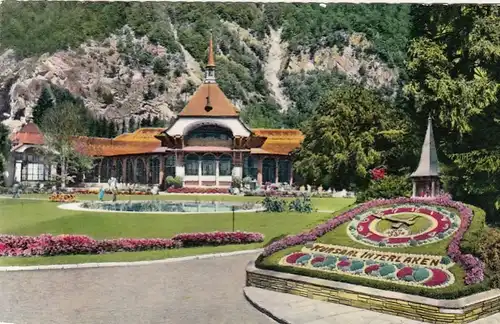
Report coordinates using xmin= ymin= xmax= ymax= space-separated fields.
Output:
xmin=12 ymin=181 xmax=20 ymax=199
xmin=98 ymin=186 xmax=105 ymax=201
xmin=108 ymin=176 xmax=118 ymax=202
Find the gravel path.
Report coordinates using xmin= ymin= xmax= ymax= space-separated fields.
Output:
xmin=0 ymin=253 xmax=275 ymax=324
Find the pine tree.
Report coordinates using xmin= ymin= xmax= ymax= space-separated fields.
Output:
xmin=152 ymin=115 xmax=161 ymax=127
xmin=121 ymin=119 xmax=127 ymax=133
xmin=108 ymin=121 xmax=117 ymax=138
xmin=128 ymin=117 xmax=136 ymax=133
xmin=32 ymin=86 xmax=54 ymax=126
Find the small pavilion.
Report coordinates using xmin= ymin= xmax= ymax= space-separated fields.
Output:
xmin=411 ymin=116 xmax=440 ymax=197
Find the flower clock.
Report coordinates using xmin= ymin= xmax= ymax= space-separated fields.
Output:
xmin=279 ymin=244 xmax=456 ymax=288
xmin=347 ymin=204 xmax=460 ymax=248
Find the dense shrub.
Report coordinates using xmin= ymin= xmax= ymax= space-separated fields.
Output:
xmin=477 ymin=228 xmax=500 ymax=288
xmin=231 ymin=176 xmax=242 ymax=189
xmin=355 ymin=175 xmax=412 ymax=203
xmin=289 ymin=197 xmax=313 ymax=213
xmin=262 ymin=196 xmax=287 ymax=213
xmin=166 ymin=176 xmax=183 ymax=189
xmin=171 ymin=231 xmax=264 ymax=247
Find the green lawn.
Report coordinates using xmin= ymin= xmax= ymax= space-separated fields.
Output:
xmin=0 ymin=195 xmax=355 ymax=266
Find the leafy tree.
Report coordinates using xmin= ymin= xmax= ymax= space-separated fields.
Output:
xmin=107 ymin=120 xmax=118 ymax=138
xmin=405 ymin=4 xmax=500 ymax=221
xmin=293 ymin=85 xmax=404 ymax=191
xmin=0 ymin=123 xmax=10 ymax=182
xmin=240 ymin=98 xmax=283 ymax=128
xmin=39 ymin=102 xmax=93 ymax=188
xmin=32 ymin=86 xmax=54 ymax=126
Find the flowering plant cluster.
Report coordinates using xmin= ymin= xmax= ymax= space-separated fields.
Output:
xmin=263 ymin=195 xmax=485 ymax=285
xmin=72 ymin=189 xmax=152 ymax=196
xmin=0 ymin=231 xmax=264 ymax=257
xmin=166 ymin=187 xmax=229 ymax=194
xmin=49 ymin=193 xmax=76 ymax=203
xmin=171 ymin=231 xmax=264 ymax=247
xmin=0 ymin=234 xmax=180 ymax=256
xmin=280 ymin=251 xmax=454 ymax=288
xmin=370 ymin=168 xmax=386 ymax=180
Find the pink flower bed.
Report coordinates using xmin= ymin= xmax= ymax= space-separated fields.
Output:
xmin=166 ymin=187 xmax=230 ymax=194
xmin=172 ymin=231 xmax=264 ymax=247
xmin=263 ymin=195 xmax=485 ymax=285
xmin=0 ymin=231 xmax=264 ymax=257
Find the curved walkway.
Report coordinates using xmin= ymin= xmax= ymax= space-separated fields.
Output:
xmin=0 ymin=252 xmax=274 ymax=324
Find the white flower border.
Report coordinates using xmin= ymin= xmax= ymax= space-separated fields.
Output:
xmin=346 ymin=203 xmax=462 ymax=248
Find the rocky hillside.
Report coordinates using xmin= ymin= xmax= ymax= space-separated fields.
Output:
xmin=0 ymin=2 xmax=410 ymax=133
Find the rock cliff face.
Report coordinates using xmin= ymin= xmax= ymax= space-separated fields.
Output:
xmin=0 ymin=25 xmax=397 ymax=134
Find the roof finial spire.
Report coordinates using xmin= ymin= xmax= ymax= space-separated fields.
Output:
xmin=204 ymin=30 xmax=216 ymax=84
xmin=411 ymin=114 xmax=439 ymax=178
xmin=207 ymin=30 xmax=215 ymax=68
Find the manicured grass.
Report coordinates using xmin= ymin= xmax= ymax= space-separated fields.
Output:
xmin=0 ymin=195 xmax=354 ymax=266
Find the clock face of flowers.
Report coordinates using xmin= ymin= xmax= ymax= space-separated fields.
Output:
xmin=347 ymin=204 xmax=461 ymax=248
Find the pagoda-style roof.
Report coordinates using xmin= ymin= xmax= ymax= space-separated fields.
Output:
xmin=250 ymin=129 xmax=304 ymax=156
xmin=178 ymin=83 xmax=239 ymax=117
xmin=73 ymin=128 xmax=163 ymax=157
xmin=411 ymin=116 xmax=439 ymax=178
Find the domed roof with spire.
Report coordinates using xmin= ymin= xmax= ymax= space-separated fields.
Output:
xmin=178 ymin=33 xmax=239 ymax=117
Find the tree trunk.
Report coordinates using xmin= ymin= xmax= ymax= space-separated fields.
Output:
xmin=61 ymin=155 xmax=66 ymax=189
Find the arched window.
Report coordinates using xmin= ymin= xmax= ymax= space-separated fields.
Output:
xmin=136 ymin=159 xmax=146 ymax=184
xmin=243 ymin=155 xmax=258 ymax=180
xmin=219 ymin=155 xmax=232 ymax=176
xmin=126 ymin=159 xmax=134 ymax=183
xmin=100 ymin=159 xmax=111 ymax=182
xmin=185 ymin=154 xmax=199 ymax=176
xmin=185 ymin=125 xmax=233 ymax=147
xmin=278 ymin=159 xmax=291 ymax=183
xmin=201 ymin=154 xmax=216 ymax=176
xmin=165 ymin=155 xmax=176 ymax=177
xmin=149 ymin=157 xmax=160 ymax=184
xmin=116 ymin=160 xmax=123 ymax=183
xmin=263 ymin=158 xmax=276 ymax=184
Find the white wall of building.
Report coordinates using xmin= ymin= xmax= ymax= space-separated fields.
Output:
xmin=167 ymin=117 xmax=251 ymax=137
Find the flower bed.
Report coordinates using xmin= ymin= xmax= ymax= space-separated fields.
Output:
xmin=0 ymin=231 xmax=264 ymax=257
xmin=280 ymin=251 xmax=455 ymax=288
xmin=49 ymin=193 xmax=76 ymax=203
xmin=262 ymin=195 xmax=485 ymax=285
xmin=166 ymin=187 xmax=229 ymax=194
xmin=72 ymin=189 xmax=151 ymax=195
xmin=172 ymin=231 xmax=264 ymax=247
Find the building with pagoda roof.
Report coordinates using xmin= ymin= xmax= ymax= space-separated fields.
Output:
xmin=5 ymin=35 xmax=303 ymax=188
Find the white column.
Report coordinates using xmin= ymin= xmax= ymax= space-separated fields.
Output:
xmin=14 ymin=161 xmax=22 ymax=182
xmin=431 ymin=180 xmax=435 ymax=197
xmin=412 ymin=181 xmax=417 ymax=197
xmin=215 ymin=159 xmax=220 ymax=186
xmin=232 ymin=166 xmax=242 ymax=178
xmin=198 ymin=159 xmax=202 ymax=186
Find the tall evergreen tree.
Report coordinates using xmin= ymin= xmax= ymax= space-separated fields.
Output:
xmin=121 ymin=119 xmax=127 ymax=134
xmin=32 ymin=86 xmax=54 ymax=126
xmin=0 ymin=123 xmax=10 ymax=178
xmin=128 ymin=117 xmax=136 ymax=132
xmin=107 ymin=120 xmax=117 ymax=138
xmin=152 ymin=115 xmax=160 ymax=127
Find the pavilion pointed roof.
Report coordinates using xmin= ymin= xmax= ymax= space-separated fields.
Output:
xmin=411 ymin=116 xmax=439 ymax=178
xmin=177 ymin=34 xmax=239 ymax=117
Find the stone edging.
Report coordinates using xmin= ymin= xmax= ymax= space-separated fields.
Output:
xmin=57 ymin=201 xmax=264 ymax=214
xmin=0 ymin=248 xmax=263 ymax=272
xmin=246 ymin=261 xmax=500 ymax=323
xmin=243 ymin=287 xmax=289 ymax=324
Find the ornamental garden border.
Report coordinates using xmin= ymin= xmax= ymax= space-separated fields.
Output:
xmin=246 ymin=261 xmax=500 ymax=324
xmin=248 ymin=196 xmax=498 ymax=322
